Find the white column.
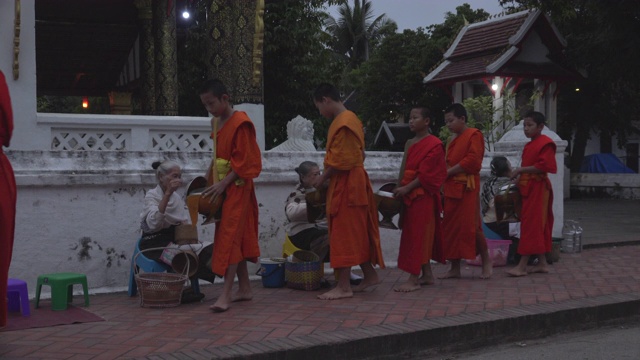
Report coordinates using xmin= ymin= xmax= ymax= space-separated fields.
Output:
xmin=1 ymin=1 xmax=48 ymax=151
xmin=546 ymin=82 xmax=558 ymax=132
xmin=235 ymin=103 xmax=265 ymax=151
xmin=453 ymin=83 xmax=463 ymax=103
xmin=492 ymin=76 xmax=504 ymax=125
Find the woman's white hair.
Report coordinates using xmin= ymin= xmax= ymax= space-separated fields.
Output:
xmin=152 ymin=160 xmax=181 ymax=182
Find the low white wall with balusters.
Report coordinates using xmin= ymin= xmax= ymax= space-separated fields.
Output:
xmin=8 ymin=150 xmax=405 ymax=296
xmin=8 ymin=136 xmax=566 ymax=296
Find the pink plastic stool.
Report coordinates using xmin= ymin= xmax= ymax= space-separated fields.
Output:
xmin=7 ymin=278 xmax=31 ymax=316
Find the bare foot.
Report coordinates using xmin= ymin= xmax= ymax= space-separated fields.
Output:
xmin=506 ymin=268 xmax=528 ymax=277
xmin=352 ymin=274 xmax=381 ymax=293
xmin=394 ymin=281 xmax=420 ymax=292
xmin=418 ymin=274 xmax=434 ymax=285
xmin=528 ymin=265 xmax=549 ymax=274
xmin=231 ymin=290 xmax=253 ymax=302
xmin=210 ymin=297 xmax=230 ymax=312
xmin=438 ymin=269 xmax=461 ymax=279
xmin=209 ymin=304 xmax=229 ymax=313
xmin=480 ymin=260 xmax=493 ymax=279
xmin=317 ymin=287 xmax=353 ymax=300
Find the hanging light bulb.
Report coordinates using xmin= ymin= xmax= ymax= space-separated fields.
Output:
xmin=182 ymin=10 xmax=190 ymax=19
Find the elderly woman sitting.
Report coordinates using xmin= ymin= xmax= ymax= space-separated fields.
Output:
xmin=140 ymin=160 xmax=217 ymax=289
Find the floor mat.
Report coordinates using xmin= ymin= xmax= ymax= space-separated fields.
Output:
xmin=2 ymin=303 xmax=105 ymax=332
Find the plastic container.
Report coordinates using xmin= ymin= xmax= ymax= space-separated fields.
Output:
xmin=467 ymin=239 xmax=512 ymax=267
xmin=256 ymin=258 xmax=286 ymax=288
xmin=562 ymin=220 xmax=583 ymax=253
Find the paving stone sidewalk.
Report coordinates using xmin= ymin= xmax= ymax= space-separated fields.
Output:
xmin=1 ymin=198 xmax=639 ymax=359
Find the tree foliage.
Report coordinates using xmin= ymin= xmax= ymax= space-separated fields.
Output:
xmin=352 ymin=28 xmax=449 ymax=148
xmin=349 ymin=4 xmax=490 ymax=149
xmin=263 ymin=0 xmax=342 ymax=149
xmin=500 ymin=0 xmax=640 ymax=171
xmin=324 ymin=0 xmax=397 ymax=71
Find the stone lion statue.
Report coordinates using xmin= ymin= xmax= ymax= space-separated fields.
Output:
xmin=270 ymin=115 xmax=316 ymax=151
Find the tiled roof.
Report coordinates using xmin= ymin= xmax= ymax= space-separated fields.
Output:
xmin=431 ymin=55 xmax=502 ymax=83
xmin=449 ymin=13 xmax=529 ymax=59
xmin=424 ymin=9 xmax=577 ymax=85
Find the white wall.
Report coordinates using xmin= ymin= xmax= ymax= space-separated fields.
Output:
xmin=8 ymin=150 xmax=405 ymax=296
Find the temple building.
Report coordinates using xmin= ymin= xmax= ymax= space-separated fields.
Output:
xmin=424 ymin=9 xmax=581 ymax=133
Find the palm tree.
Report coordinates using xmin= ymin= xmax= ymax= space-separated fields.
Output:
xmin=325 ymin=0 xmax=397 ymax=70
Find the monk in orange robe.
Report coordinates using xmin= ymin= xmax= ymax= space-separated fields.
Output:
xmin=198 ymin=79 xmax=262 ymax=312
xmin=393 ymin=106 xmax=447 ymax=292
xmin=440 ymin=103 xmax=492 ymax=279
xmin=0 ymin=70 xmax=16 ymax=328
xmin=312 ymin=83 xmax=385 ymax=300
xmin=507 ymin=111 xmax=557 ymax=277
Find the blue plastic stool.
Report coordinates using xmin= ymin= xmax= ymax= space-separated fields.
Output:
xmin=128 ymin=238 xmax=200 ymax=297
xmin=7 ymin=278 xmax=31 ymax=316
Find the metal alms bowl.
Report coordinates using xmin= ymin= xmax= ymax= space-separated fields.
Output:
xmin=374 ymin=183 xmax=401 ymax=229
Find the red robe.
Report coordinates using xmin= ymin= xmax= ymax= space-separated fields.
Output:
xmin=0 ymin=71 xmax=16 ymax=327
xmin=210 ymin=111 xmax=262 ymax=276
xmin=442 ymin=128 xmax=485 ymax=260
xmin=324 ymin=110 xmax=385 ymax=269
xmin=397 ymin=135 xmax=447 ymax=275
xmin=517 ymin=134 xmax=557 ymax=255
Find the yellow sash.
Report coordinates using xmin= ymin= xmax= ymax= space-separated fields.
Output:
xmin=452 ymin=173 xmax=475 ymax=190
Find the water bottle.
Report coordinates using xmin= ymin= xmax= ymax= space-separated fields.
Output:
xmin=562 ymin=220 xmax=576 ymax=253
xmin=573 ymin=224 xmax=583 ymax=253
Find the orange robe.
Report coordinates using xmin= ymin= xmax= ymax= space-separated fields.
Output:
xmin=517 ymin=134 xmax=556 ymax=255
xmin=324 ymin=110 xmax=385 ymax=269
xmin=0 ymin=71 xmax=16 ymax=327
xmin=210 ymin=111 xmax=262 ymax=276
xmin=397 ymin=135 xmax=447 ymax=275
xmin=442 ymin=128 xmax=485 ymax=260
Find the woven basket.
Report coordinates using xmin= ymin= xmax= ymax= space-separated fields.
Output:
xmin=134 ymin=248 xmax=188 ymax=308
xmin=286 ymin=250 xmax=322 ymax=291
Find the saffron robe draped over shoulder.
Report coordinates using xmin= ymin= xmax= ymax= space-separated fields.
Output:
xmin=517 ymin=134 xmax=557 ymax=255
xmin=210 ymin=111 xmax=262 ymax=276
xmin=442 ymin=128 xmax=485 ymax=260
xmin=397 ymin=135 xmax=447 ymax=275
xmin=0 ymin=70 xmax=16 ymax=328
xmin=324 ymin=110 xmax=385 ymax=269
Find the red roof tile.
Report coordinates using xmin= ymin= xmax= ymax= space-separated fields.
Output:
xmin=425 ymin=10 xmax=578 ymax=85
xmin=450 ymin=14 xmax=529 ymax=59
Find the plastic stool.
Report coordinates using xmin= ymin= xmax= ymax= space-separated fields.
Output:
xmin=7 ymin=278 xmax=31 ymax=316
xmin=35 ymin=272 xmax=90 ymax=311
xmin=282 ymin=233 xmax=303 ymax=258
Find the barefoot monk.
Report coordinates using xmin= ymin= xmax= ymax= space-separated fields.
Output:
xmin=312 ymin=83 xmax=385 ymax=300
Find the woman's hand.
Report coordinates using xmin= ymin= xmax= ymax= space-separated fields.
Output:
xmin=165 ymin=178 xmax=183 ymax=195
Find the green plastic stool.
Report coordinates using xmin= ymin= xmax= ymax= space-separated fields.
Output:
xmin=35 ymin=272 xmax=90 ymax=311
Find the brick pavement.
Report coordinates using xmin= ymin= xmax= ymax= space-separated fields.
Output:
xmin=2 ymin=198 xmax=639 ymax=359
xmin=1 ymin=244 xmax=640 ymax=359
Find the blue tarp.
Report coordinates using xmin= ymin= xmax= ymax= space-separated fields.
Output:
xmin=579 ymin=153 xmax=636 ymax=173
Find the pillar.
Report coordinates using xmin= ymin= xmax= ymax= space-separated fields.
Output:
xmin=134 ymin=0 xmax=156 ymax=114
xmin=152 ymin=0 xmax=178 ymax=115
xmin=206 ymin=0 xmax=262 ymax=104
